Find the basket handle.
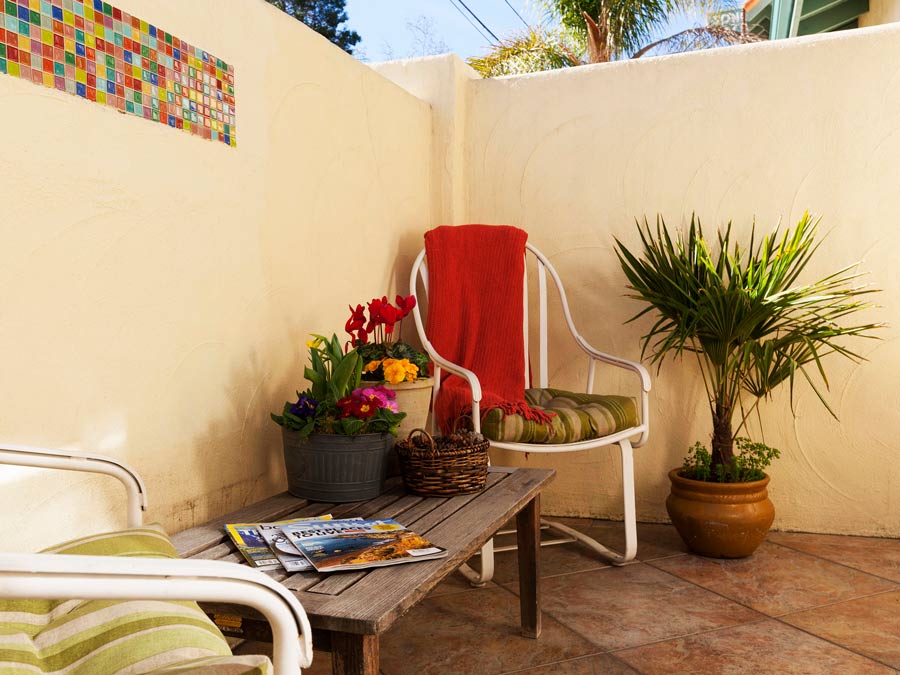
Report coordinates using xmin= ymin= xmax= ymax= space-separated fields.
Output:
xmin=405 ymin=428 xmax=437 ymax=454
xmin=452 ymin=414 xmax=475 ymax=433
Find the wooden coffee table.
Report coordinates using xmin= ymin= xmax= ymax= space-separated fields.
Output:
xmin=172 ymin=466 xmax=555 ymax=675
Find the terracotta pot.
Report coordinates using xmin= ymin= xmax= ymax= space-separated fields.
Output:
xmin=666 ymin=468 xmax=775 ymax=558
xmin=384 ymin=377 xmax=434 ymax=438
xmin=381 ymin=377 xmax=434 ymax=477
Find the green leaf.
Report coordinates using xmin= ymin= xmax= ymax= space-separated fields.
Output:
xmin=616 ymin=212 xmax=883 ymax=469
xmin=329 ymin=350 xmax=361 ymax=400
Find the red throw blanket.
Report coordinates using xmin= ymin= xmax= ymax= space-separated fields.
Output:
xmin=424 ymin=224 xmax=555 ymax=433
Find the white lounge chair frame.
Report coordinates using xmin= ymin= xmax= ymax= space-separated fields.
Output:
xmin=0 ymin=444 xmax=313 ymax=674
xmin=410 ymin=242 xmax=651 ymax=585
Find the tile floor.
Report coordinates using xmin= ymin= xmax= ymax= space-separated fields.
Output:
xmin=239 ymin=519 xmax=900 ymax=674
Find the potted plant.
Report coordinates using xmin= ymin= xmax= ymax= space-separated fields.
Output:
xmin=616 ymin=213 xmax=881 ymax=557
xmin=271 ymin=334 xmax=406 ymax=502
xmin=346 ymin=295 xmax=433 ymax=442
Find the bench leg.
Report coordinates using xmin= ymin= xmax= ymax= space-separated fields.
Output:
xmin=331 ymin=633 xmax=379 ymax=675
xmin=517 ymin=494 xmax=541 ymax=638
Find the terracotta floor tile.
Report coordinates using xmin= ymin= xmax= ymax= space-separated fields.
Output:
xmin=516 ymin=563 xmax=763 ymax=651
xmin=483 ymin=519 xmax=687 ymax=585
xmin=503 ymin=653 xmax=640 ymax=674
xmin=768 ymin=530 xmax=900 ymax=582
xmin=486 ymin=531 xmax=612 ymax=585
xmin=650 ymin=542 xmax=896 ymax=616
xmin=428 ymin=568 xmax=498 ymax=597
xmin=781 ymin=590 xmax=900 ymax=669
xmin=379 ymin=587 xmax=597 ymax=675
xmin=615 ymin=619 xmax=894 ymax=674
xmin=584 ymin=520 xmax=689 ymax=561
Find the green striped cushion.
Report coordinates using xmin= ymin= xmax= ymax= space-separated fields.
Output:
xmin=481 ymin=388 xmax=639 ymax=444
xmin=0 ymin=525 xmax=272 ymax=675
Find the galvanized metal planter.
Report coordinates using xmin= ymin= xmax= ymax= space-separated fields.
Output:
xmin=281 ymin=430 xmax=392 ymax=502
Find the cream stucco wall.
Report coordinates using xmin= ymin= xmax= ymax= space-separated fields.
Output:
xmin=372 ymin=56 xmax=479 ymax=226
xmin=380 ymin=27 xmax=900 ymax=537
xmin=0 ymin=0 xmax=433 ymax=550
xmin=860 ymin=0 xmax=900 ymax=27
xmin=4 ymin=3 xmax=898 ymax=546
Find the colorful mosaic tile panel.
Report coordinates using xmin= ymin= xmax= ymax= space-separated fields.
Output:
xmin=0 ymin=0 xmax=236 ymax=147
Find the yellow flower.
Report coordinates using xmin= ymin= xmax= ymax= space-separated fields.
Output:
xmin=363 ymin=359 xmax=382 ymax=373
xmin=382 ymin=358 xmax=418 ymax=384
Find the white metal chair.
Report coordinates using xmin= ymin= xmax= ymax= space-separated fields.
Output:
xmin=0 ymin=444 xmax=313 ymax=675
xmin=409 ymin=233 xmax=651 ymax=585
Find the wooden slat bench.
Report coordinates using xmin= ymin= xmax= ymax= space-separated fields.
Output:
xmin=171 ymin=466 xmax=555 ymax=675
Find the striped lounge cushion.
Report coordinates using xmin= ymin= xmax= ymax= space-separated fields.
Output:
xmin=481 ymin=388 xmax=639 ymax=444
xmin=0 ymin=525 xmax=272 ymax=675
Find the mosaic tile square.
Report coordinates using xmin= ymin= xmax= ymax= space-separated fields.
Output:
xmin=0 ymin=0 xmax=234 ymax=146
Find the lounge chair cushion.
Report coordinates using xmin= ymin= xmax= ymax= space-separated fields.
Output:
xmin=0 ymin=524 xmax=271 ymax=675
xmin=481 ymin=388 xmax=639 ymax=444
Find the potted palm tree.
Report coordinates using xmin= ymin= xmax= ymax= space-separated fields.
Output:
xmin=616 ymin=213 xmax=881 ymax=557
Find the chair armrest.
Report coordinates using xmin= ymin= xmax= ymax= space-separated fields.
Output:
xmin=0 ymin=553 xmax=313 ymax=674
xmin=574 ymin=336 xmax=652 ymax=393
xmin=0 ymin=444 xmax=147 ymax=527
xmin=573 ymin=335 xmax=651 ymax=447
xmin=424 ymin=348 xmax=484 ymax=403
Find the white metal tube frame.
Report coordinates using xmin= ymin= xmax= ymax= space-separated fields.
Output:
xmin=409 ymin=243 xmax=652 ymax=586
xmin=0 ymin=443 xmax=313 ymax=672
xmin=0 ymin=553 xmax=314 ymax=673
xmin=0 ymin=443 xmax=147 ymax=528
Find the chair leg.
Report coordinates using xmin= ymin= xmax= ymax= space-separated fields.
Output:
xmin=458 ymin=439 xmax=638 ymax=583
xmin=457 ymin=538 xmax=494 ymax=587
xmin=543 ymin=438 xmax=637 ymax=565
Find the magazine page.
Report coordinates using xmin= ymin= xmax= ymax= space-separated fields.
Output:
xmin=257 ymin=522 xmax=317 ymax=573
xmin=280 ymin=518 xmax=446 ymax=573
xmin=224 ymin=515 xmax=332 ymax=569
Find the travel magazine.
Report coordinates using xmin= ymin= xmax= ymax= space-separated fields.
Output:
xmin=279 ymin=518 xmax=446 ymax=572
xmin=224 ymin=515 xmax=332 ymax=569
xmin=256 ymin=522 xmax=317 ymax=573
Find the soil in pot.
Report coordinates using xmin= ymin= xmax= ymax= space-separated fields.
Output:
xmin=666 ymin=468 xmax=775 ymax=558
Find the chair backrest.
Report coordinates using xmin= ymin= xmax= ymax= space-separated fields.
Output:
xmin=0 ymin=444 xmax=147 ymax=527
xmin=409 ymin=241 xmax=588 ymax=392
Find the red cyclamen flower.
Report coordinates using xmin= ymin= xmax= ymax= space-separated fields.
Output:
xmin=346 ymin=304 xmax=368 ymax=342
xmin=366 ymin=297 xmax=385 ymax=332
xmin=395 ymin=295 xmax=416 ymax=320
xmin=380 ymin=303 xmax=399 ymax=334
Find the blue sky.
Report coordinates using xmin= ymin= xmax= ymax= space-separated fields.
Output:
xmin=344 ymin=1 xmax=725 ymax=62
xmin=345 ymin=0 xmax=540 ymax=61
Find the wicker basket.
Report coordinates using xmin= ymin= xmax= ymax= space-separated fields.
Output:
xmin=395 ymin=428 xmax=489 ymax=497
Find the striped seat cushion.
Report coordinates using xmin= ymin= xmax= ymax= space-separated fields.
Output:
xmin=481 ymin=388 xmax=639 ymax=444
xmin=0 ymin=525 xmax=272 ymax=675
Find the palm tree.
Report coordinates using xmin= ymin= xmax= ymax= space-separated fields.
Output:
xmin=467 ymin=0 xmax=757 ymax=77
xmin=616 ymin=214 xmax=881 ymax=471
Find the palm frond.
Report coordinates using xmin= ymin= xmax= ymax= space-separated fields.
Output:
xmin=467 ymin=28 xmax=581 ymax=77
xmin=616 ymin=213 xmax=883 ymax=459
xmin=632 ymin=24 xmax=763 ymax=57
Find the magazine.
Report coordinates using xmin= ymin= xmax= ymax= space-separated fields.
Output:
xmin=280 ymin=518 xmax=447 ymax=572
xmin=224 ymin=515 xmax=332 ymax=569
xmin=257 ymin=520 xmax=355 ymax=573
